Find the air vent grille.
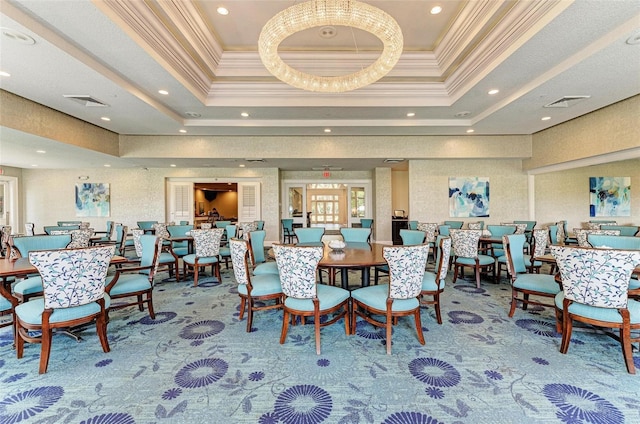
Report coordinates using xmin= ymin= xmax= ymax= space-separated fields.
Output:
xmin=544 ymin=95 xmax=590 ymax=108
xmin=63 ymin=95 xmax=109 ymax=107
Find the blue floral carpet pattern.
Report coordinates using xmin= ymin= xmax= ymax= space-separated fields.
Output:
xmin=1 ymin=266 xmax=639 ymax=423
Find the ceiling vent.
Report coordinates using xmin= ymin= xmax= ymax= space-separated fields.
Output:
xmin=544 ymin=95 xmax=590 ymax=108
xmin=312 ymin=166 xmax=342 ymax=171
xmin=384 ymin=158 xmax=405 ymax=164
xmin=245 ymin=159 xmax=265 ymax=163
xmin=63 ymin=95 xmax=109 ymax=107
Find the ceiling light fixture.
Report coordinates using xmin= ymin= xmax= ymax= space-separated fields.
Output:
xmin=466 ymin=129 xmax=474 ymax=133
xmin=258 ymin=0 xmax=403 ymax=93
xmin=324 ymin=128 xmax=332 ymax=133
xmin=217 ymin=7 xmax=229 ymax=16
xmin=36 ymin=150 xmax=46 ymax=154
xmin=179 ymin=129 xmax=187 ymax=133
xmin=406 ymin=112 xmax=415 ymax=117
xmin=101 ymin=117 xmax=110 ymax=121
xmin=158 ymin=90 xmax=169 ymax=95
xmin=488 ymin=89 xmax=499 ymax=95
xmin=104 ymin=164 xmax=111 ymax=167
xmin=0 ymin=71 xmax=10 ymax=77
xmin=541 ymin=116 xmax=551 ymax=121
xmin=430 ymin=6 xmax=442 ymax=15
xmin=241 ymin=112 xmax=249 ymax=117
xmin=170 ymin=164 xmax=176 ymax=167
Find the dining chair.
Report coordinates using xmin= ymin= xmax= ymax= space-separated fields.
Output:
xmin=486 ymin=225 xmax=517 ymax=259
xmin=600 ymin=225 xmax=639 ymax=237
xmin=351 ymin=244 xmax=429 ymax=354
xmin=340 ymin=227 xmax=371 ymax=243
xmin=437 ymin=225 xmax=450 ymax=236
xmin=230 ymin=238 xmax=283 ymax=332
xmin=237 ymin=221 xmax=258 ymax=240
xmin=273 ymin=244 xmax=350 ymax=355
xmin=551 ymin=245 xmax=640 ymax=374
xmin=107 ymin=235 xmax=162 ymax=319
xmin=247 ymin=230 xmax=279 ymax=276
xmin=146 ymin=224 xmax=179 ymax=280
xmin=294 ymin=227 xmax=325 ymax=244
xmin=420 ymin=235 xmax=452 ymax=324
xmin=281 ymin=219 xmax=296 ymax=243
xmin=183 ymin=228 xmax=225 ymax=287
xmin=15 ymin=245 xmax=115 ymax=373
xmin=66 ymin=228 xmax=93 ymax=249
xmin=360 ymin=218 xmax=374 ymax=229
xmin=25 ymin=222 xmax=35 ymax=236
xmin=497 ymin=228 xmax=545 ymax=280
xmin=95 ymin=220 xmax=114 ymax=242
xmin=444 ymin=220 xmax=464 ymax=229
xmin=574 ymin=229 xmax=620 ymax=247
xmin=450 ymin=229 xmax=495 ymax=289
xmin=468 ymin=221 xmax=484 ymax=230
xmin=219 ymin=224 xmax=238 ymax=268
xmin=374 ymin=229 xmax=425 ymax=284
xmin=254 ymin=220 xmax=265 ymax=230
xmin=503 ymin=234 xmax=560 ymax=317
xmin=588 ymin=235 xmax=640 ymax=250
xmin=137 ymin=221 xmax=158 ymax=233
xmin=167 ymin=224 xmax=194 ymax=258
xmin=407 ymin=220 xmax=418 ymax=230
xmin=417 ymin=223 xmax=438 ymax=262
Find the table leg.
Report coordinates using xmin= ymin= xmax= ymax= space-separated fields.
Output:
xmin=340 ymin=269 xmax=349 ymax=290
xmin=362 ymin=267 xmax=370 ymax=287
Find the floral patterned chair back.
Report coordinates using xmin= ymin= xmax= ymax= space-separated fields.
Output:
xmin=230 ymin=238 xmax=250 ymax=286
xmin=468 ymin=222 xmax=483 ymax=230
xmin=131 ymin=229 xmax=145 ymax=257
xmin=449 ymin=229 xmax=481 ymax=259
xmin=67 ymin=228 xmax=93 ymax=249
xmin=29 ymin=245 xmax=115 ymax=309
xmin=417 ymin=223 xmax=438 ymax=244
xmin=273 ymin=244 xmax=323 ymax=299
xmin=384 ymin=244 xmax=428 ymax=300
xmin=555 ymin=221 xmax=567 ymax=245
xmin=434 ymin=236 xmax=452 ymax=283
xmin=238 ymin=222 xmax=258 ymax=240
xmin=1 ymin=226 xmax=11 ymax=257
xmin=25 ymin=222 xmax=35 ymax=236
xmin=152 ymin=222 xmax=171 ymax=239
xmin=551 ymin=245 xmax=640 ymax=309
xmin=200 ymin=223 xmax=213 ymax=230
xmin=574 ymin=229 xmax=620 ymax=247
xmin=191 ymin=229 xmax=224 ymax=258
xmin=512 ymin=223 xmax=527 ymax=235
xmin=531 ymin=229 xmax=549 ymax=258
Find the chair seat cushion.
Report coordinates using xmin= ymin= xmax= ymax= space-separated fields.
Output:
xmin=15 ymin=294 xmax=111 ymax=325
xmin=421 ymin=272 xmax=445 ymax=292
xmin=376 ymin=265 xmax=389 ymax=273
xmin=253 ymin=261 xmax=279 ymax=275
xmin=555 ymin=292 xmax=640 ymax=324
xmin=109 ymin=274 xmax=152 ymax=296
xmin=159 ymin=252 xmax=176 ymax=264
xmin=629 ymin=278 xmax=640 ymax=290
xmin=456 ymin=255 xmax=494 ymax=266
xmin=0 ymin=295 xmax=12 ymax=313
xmin=183 ymin=254 xmax=219 ymax=265
xmin=172 ymin=247 xmax=189 ymax=257
xmin=513 ymin=274 xmax=560 ymax=294
xmin=237 ymin=274 xmax=282 ymax=296
xmin=351 ymin=284 xmax=419 ymax=312
xmin=284 ymin=284 xmax=349 ymax=312
xmin=13 ymin=276 xmax=43 ymax=296
xmin=496 ymin=255 xmax=541 ymax=267
xmin=219 ymin=247 xmax=230 ymax=257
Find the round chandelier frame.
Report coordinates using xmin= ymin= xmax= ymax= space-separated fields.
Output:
xmin=258 ymin=0 xmax=403 ymax=93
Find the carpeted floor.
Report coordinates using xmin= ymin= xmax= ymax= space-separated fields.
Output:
xmin=1 ymin=264 xmax=639 ymax=424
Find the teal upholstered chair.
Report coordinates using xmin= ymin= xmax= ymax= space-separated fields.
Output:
xmin=95 ymin=220 xmax=115 ymax=242
xmin=486 ymin=225 xmax=517 ymax=258
xmin=12 ymin=234 xmax=73 ymax=303
xmin=444 ymin=220 xmax=464 ymax=229
xmin=407 ymin=220 xmax=418 ymax=230
xmin=219 ymin=225 xmax=238 ymax=268
xmin=340 ymin=227 xmax=371 ymax=243
xmin=16 ymin=245 xmax=115 ymax=373
xmin=420 ymin=235 xmax=452 ymax=324
xmin=137 ymin=221 xmax=157 ymax=233
xmin=360 ymin=218 xmax=373 ymax=228
xmin=255 ymin=220 xmax=265 ymax=230
xmin=574 ymin=229 xmax=620 ymax=247
xmin=600 ymin=225 xmax=639 ymax=237
xmin=450 ymin=229 xmax=495 ymax=289
xmin=503 ymin=234 xmax=560 ymax=317
xmin=497 ymin=227 xmax=544 ymax=280
xmin=248 ymin=230 xmax=279 ymax=275
xmin=183 ymin=228 xmax=224 ymax=287
xmin=215 ymin=220 xmax=232 ymax=230
xmin=179 ymin=220 xmax=189 ymax=225
xmin=588 ymin=235 xmax=640 ymax=250
xmin=352 ymin=244 xmax=429 ymax=354
xmin=230 ymin=238 xmax=283 ymax=332
xmin=281 ymin=219 xmax=296 ymax=243
xmin=548 ymin=225 xmax=559 ymax=245
xmin=273 ymin=244 xmax=350 ymax=355
xmin=107 ymin=235 xmax=161 ymax=319
xmin=0 ymin=286 xmax=14 ymax=330
xmin=438 ymin=225 xmax=450 ymax=236
xmin=167 ymin=224 xmax=194 ymax=258
xmin=294 ymin=227 xmax=325 ymax=244
xmin=374 ymin=229 xmax=425 ymax=284
xmin=551 ymin=245 xmax=640 ymax=374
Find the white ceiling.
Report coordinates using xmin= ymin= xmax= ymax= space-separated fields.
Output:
xmin=0 ymin=0 xmax=639 ymax=170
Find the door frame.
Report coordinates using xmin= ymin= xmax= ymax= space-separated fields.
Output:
xmin=0 ymin=176 xmax=19 ymax=231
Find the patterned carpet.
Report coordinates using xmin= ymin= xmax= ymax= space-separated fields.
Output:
xmin=1 ymin=264 xmax=639 ymax=424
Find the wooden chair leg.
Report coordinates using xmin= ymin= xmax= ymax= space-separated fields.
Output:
xmin=474 ymin=266 xmax=481 ymax=289
xmin=280 ymin=310 xmax=290 ymax=344
xmin=39 ymin=327 xmax=53 ymax=374
xmin=314 ymin=309 xmax=321 ymax=355
xmin=414 ymin=309 xmax=425 ymax=345
xmin=239 ymin=297 xmax=247 ymax=320
xmin=434 ymin=292 xmax=442 ymax=324
xmin=559 ymin=313 xmax=573 ymax=353
xmin=193 ymin=265 xmax=199 ymax=287
xmin=386 ymin=309 xmax=393 ymax=355
xmin=620 ymin=321 xmax=636 ymax=374
xmin=97 ymin=314 xmax=110 ymax=353
xmin=147 ymin=292 xmax=156 ymax=319
xmin=508 ymin=290 xmax=518 ymax=317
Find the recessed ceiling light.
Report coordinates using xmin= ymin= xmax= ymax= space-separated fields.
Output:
xmin=31 ymin=164 xmax=38 ymax=167
xmin=324 ymin=128 xmax=331 ymax=133
xmin=217 ymin=7 xmax=229 ymax=15
xmin=1 ymin=28 xmax=35 ymax=45
xmin=541 ymin=116 xmax=551 ymax=121
xmin=488 ymin=89 xmax=499 ymax=95
xmin=430 ymin=6 xmax=442 ymax=14
xmin=100 ymin=117 xmax=110 ymax=121
xmin=185 ymin=111 xmax=201 ymax=118
xmin=241 ymin=112 xmax=249 ymax=117
xmin=158 ymin=90 xmax=169 ymax=95
xmin=406 ymin=112 xmax=415 ymax=117
xmin=104 ymin=164 xmax=111 ymax=167
xmin=455 ymin=111 xmax=471 ymax=117
xmin=239 ymin=164 xmax=246 ymax=168
xmin=170 ymin=164 xmax=176 ymax=167
xmin=626 ymin=31 xmax=640 ymax=45
xmin=36 ymin=150 xmax=46 ymax=154
xmin=466 ymin=129 xmax=475 ymax=133
xmin=0 ymin=71 xmax=10 ymax=77
xmin=179 ymin=129 xmax=187 ymax=133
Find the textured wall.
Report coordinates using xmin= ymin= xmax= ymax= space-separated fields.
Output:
xmin=374 ymin=167 xmax=392 ymax=243
xmin=534 ymin=158 xmax=639 ymax=231
xmin=409 ymin=159 xmax=529 ymax=226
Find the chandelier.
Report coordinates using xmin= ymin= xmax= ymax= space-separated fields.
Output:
xmin=258 ymin=0 xmax=403 ymax=93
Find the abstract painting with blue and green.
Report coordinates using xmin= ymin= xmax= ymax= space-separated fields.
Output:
xmin=449 ymin=177 xmax=490 ymax=217
xmin=589 ymin=176 xmax=630 ymax=217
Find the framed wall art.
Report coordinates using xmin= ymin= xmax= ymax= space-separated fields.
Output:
xmin=449 ymin=177 xmax=490 ymax=217
xmin=589 ymin=176 xmax=630 ymax=217
xmin=75 ymin=183 xmax=110 ymax=217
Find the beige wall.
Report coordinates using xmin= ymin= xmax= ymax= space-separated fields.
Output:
xmin=392 ymin=170 xmax=409 ymax=218
xmin=534 ymin=158 xmax=640 ymax=231
xmin=409 ymin=159 xmax=530 ymax=226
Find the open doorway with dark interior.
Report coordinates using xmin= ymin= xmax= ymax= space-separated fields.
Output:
xmin=194 ymin=183 xmax=238 ymax=226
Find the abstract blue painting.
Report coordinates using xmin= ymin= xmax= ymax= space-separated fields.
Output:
xmin=75 ymin=183 xmax=110 ymax=217
xmin=449 ymin=177 xmax=490 ymax=217
xmin=589 ymin=177 xmax=630 ymax=217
